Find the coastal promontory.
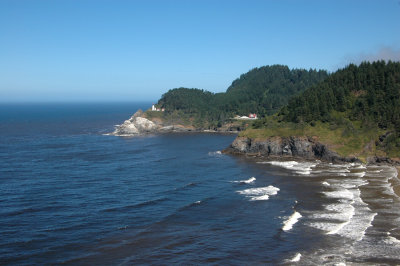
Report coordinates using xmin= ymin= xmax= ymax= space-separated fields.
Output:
xmin=113 ymin=61 xmax=400 ymax=165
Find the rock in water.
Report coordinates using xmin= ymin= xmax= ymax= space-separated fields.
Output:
xmin=112 ymin=110 xmax=158 ymax=136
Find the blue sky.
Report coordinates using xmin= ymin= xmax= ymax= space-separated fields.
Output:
xmin=1 ymin=0 xmax=399 ymax=102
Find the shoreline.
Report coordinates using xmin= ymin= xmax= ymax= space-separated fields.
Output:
xmin=393 ymin=167 xmax=400 ymax=198
xmin=109 ymin=129 xmax=240 ymax=137
xmin=226 ymin=150 xmax=400 ymax=199
xmin=111 ymin=115 xmax=400 ymax=200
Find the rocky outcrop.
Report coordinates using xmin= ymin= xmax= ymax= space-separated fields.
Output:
xmin=112 ymin=110 xmax=159 ymax=136
xmin=366 ymin=156 xmax=400 ymax=166
xmin=223 ymin=136 xmax=360 ymax=163
xmin=111 ymin=110 xmax=198 ymax=136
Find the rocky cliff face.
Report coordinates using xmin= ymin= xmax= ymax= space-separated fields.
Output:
xmin=223 ymin=136 xmax=360 ymax=163
xmin=111 ymin=110 xmax=198 ymax=136
xmin=112 ymin=110 xmax=157 ymax=136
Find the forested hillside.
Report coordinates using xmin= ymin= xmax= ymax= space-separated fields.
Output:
xmin=247 ymin=61 xmax=400 ymax=159
xmin=283 ymin=61 xmax=400 ymax=130
xmin=225 ymin=65 xmax=328 ymax=115
xmin=155 ymin=65 xmax=328 ymax=127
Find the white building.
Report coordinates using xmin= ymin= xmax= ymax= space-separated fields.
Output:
xmin=151 ymin=104 xmax=164 ymax=112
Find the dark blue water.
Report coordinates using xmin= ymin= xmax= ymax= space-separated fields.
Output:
xmin=1 ymin=103 xmax=399 ymax=265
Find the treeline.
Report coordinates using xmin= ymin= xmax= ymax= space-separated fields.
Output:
xmin=283 ymin=61 xmax=400 ymax=131
xmin=225 ymin=65 xmax=328 ymax=115
xmin=156 ymin=65 xmax=328 ymax=126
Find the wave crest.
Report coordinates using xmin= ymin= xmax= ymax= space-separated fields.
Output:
xmin=237 ymin=185 xmax=280 ymax=201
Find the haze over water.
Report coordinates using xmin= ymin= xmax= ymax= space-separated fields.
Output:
xmin=1 ymin=103 xmax=400 ymax=265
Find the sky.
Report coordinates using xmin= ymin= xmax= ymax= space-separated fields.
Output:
xmin=0 ymin=0 xmax=399 ymax=102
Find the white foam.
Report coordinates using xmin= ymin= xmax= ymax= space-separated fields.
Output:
xmin=309 ymin=175 xmax=378 ymax=241
xmin=238 ymin=186 xmax=280 ymax=196
xmin=312 ymin=203 xmax=355 ymax=222
xmin=382 ymin=184 xmax=398 ymax=197
xmin=265 ymin=161 xmax=318 ymax=175
xmin=322 ymin=181 xmax=331 ymax=186
xmin=325 ymin=202 xmax=354 ymax=213
xmin=323 ymin=189 xmax=354 ymax=200
xmin=282 ymin=211 xmax=302 ymax=231
xmin=326 ymin=169 xmax=350 ymax=173
xmin=384 ymin=236 xmax=400 ymax=245
xmin=290 ymin=252 xmax=301 ymax=262
xmin=237 ymin=185 xmax=280 ymax=201
xmin=237 ymin=177 xmax=256 ymax=184
xmin=368 ymin=170 xmax=382 ymax=173
xmin=349 ymin=172 xmax=366 ymax=177
xmin=307 ymin=221 xmax=342 ymax=233
xmin=251 ymin=195 xmax=270 ymax=201
xmin=388 ymin=167 xmax=399 ymax=181
xmin=327 ymin=219 xmax=351 ymax=235
xmin=328 ymin=162 xmax=353 ymax=168
xmin=339 ymin=179 xmax=369 ymax=189
xmin=208 ymin=151 xmax=222 ymax=156
xmin=304 ymin=165 xmax=400 ymax=262
xmin=357 ymin=212 xmax=377 ymax=241
xmin=369 ymin=167 xmax=400 ymax=199
xmin=296 ymin=170 xmax=311 ymax=175
xmin=195 ymin=201 xmax=201 ymax=204
xmin=355 ymin=164 xmax=366 ymax=169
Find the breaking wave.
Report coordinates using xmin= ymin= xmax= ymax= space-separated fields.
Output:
xmin=208 ymin=150 xmax=222 ymax=156
xmin=282 ymin=211 xmax=302 ymax=231
xmin=234 ymin=177 xmax=256 ymax=184
xmin=289 ymin=252 xmax=301 ymax=262
xmin=260 ymin=160 xmax=318 ymax=175
xmin=322 ymin=181 xmax=330 ymax=186
xmin=237 ymin=185 xmax=280 ymax=201
xmin=308 ymin=177 xmax=376 ymax=241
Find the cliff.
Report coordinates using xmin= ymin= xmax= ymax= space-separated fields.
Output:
xmin=223 ymin=136 xmax=361 ymax=163
xmin=111 ymin=109 xmax=243 ymax=136
xmin=111 ymin=110 xmax=197 ymax=136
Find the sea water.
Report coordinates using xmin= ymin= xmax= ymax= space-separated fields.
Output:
xmin=1 ymin=103 xmax=400 ymax=265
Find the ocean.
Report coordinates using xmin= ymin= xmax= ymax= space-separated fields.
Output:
xmin=1 ymin=103 xmax=400 ymax=265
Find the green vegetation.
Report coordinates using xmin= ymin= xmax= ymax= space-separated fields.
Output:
xmin=245 ymin=61 xmax=400 ymax=159
xmin=284 ymin=61 xmax=400 ymax=129
xmin=147 ymin=61 xmax=400 ymax=160
xmin=243 ymin=115 xmax=386 ymax=160
xmin=152 ymin=65 xmax=328 ymax=128
xmin=225 ymin=65 xmax=328 ymax=115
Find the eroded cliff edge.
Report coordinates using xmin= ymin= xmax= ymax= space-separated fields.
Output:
xmin=223 ymin=136 xmax=361 ymax=163
xmin=111 ymin=110 xmax=193 ymax=136
xmin=111 ymin=109 xmax=242 ymax=136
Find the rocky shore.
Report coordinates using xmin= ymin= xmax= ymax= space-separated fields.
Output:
xmin=223 ymin=136 xmax=360 ymax=163
xmin=111 ymin=110 xmax=400 ymax=169
xmin=223 ymin=135 xmax=400 ymax=167
xmin=111 ymin=110 xmax=192 ymax=136
xmin=111 ymin=110 xmax=240 ymax=136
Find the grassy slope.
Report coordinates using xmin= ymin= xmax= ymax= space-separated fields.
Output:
xmin=144 ymin=110 xmax=192 ymax=126
xmin=239 ymin=115 xmax=391 ymax=162
xmin=146 ymin=108 xmax=397 ymax=161
xmin=144 ymin=109 xmax=253 ymax=130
